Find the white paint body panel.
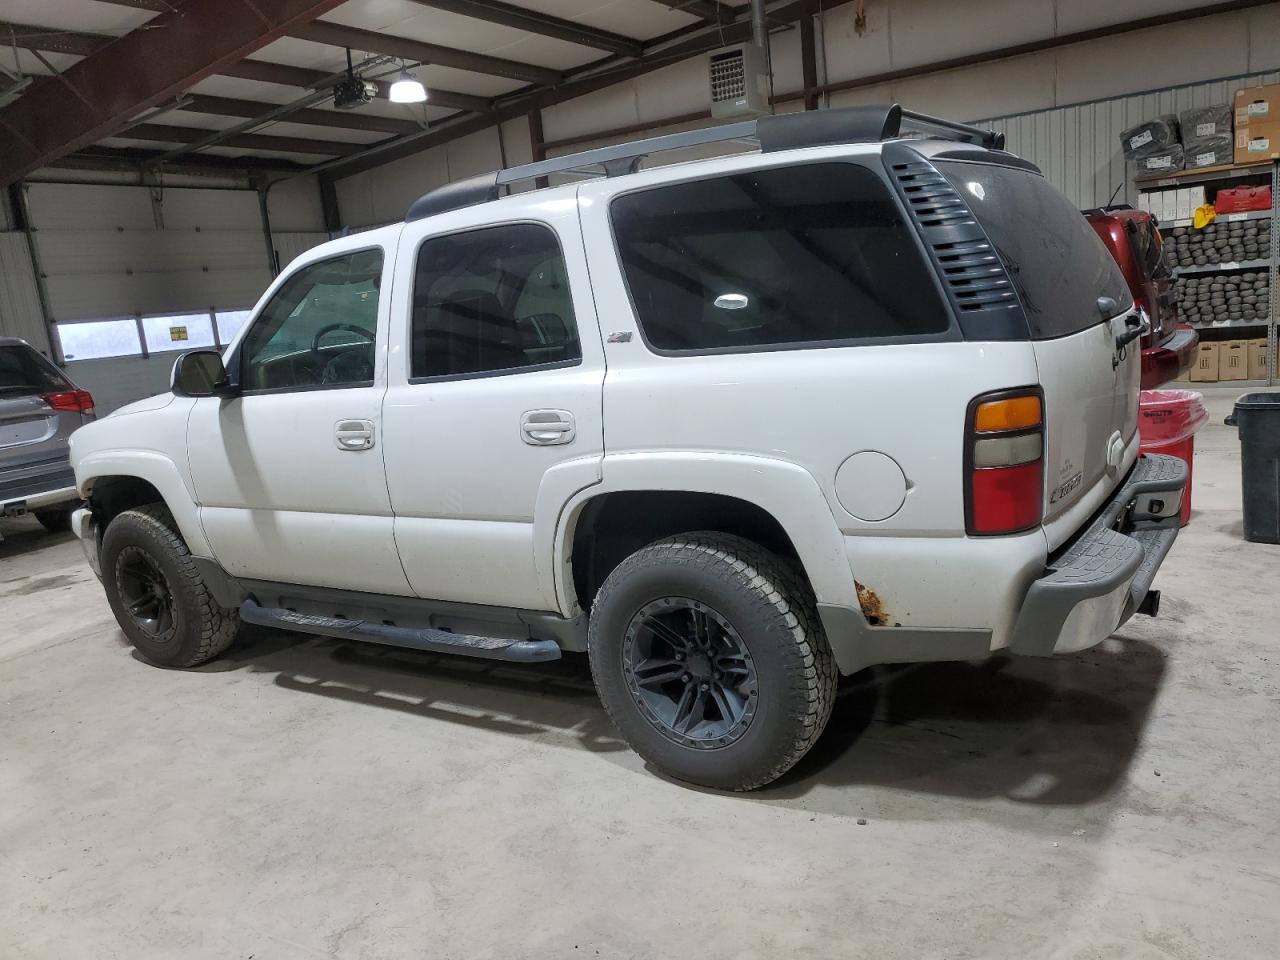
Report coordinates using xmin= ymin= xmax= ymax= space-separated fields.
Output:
xmin=67 ymin=141 xmax=1145 ymax=660
xmin=186 ymin=227 xmax=412 ymax=595
xmin=381 ymin=193 xmax=606 ymax=611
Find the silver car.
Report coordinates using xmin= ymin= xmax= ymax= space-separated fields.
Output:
xmin=0 ymin=337 xmax=95 ymax=533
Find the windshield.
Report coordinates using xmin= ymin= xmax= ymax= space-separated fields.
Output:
xmin=937 ymin=161 xmax=1132 ymax=338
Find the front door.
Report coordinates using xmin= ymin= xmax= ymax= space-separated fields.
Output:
xmin=381 ymin=202 xmax=605 ymax=612
xmin=187 ymin=241 xmax=414 ymax=595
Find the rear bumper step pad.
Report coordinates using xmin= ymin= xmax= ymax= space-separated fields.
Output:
xmin=1009 ymin=453 xmax=1188 ymax=657
xmin=239 ymin=599 xmax=562 ymax=663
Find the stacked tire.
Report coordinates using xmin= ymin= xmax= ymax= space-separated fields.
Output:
xmin=1176 ymin=271 xmax=1271 ymax=325
xmin=1163 ymin=218 xmax=1271 ymax=268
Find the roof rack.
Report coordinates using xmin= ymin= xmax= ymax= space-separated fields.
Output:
xmin=406 ymin=103 xmax=1005 ymax=222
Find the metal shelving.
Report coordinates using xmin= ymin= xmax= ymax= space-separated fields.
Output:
xmin=1174 ymin=258 xmax=1270 ymax=274
xmin=1139 ymin=159 xmax=1277 ymax=385
xmin=1159 ymin=209 xmax=1272 ymax=229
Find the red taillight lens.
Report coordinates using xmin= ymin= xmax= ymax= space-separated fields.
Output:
xmin=44 ymin=389 xmax=95 ymax=415
xmin=970 ymin=461 xmax=1043 ymax=534
xmin=966 ymin=388 xmax=1044 ymax=536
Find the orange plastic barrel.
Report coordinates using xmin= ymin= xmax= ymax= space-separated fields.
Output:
xmin=1137 ymin=389 xmax=1208 ymax=526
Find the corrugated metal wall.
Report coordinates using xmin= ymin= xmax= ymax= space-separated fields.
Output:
xmin=0 ymin=233 xmax=50 ymax=355
xmin=984 ymin=71 xmax=1280 ymax=208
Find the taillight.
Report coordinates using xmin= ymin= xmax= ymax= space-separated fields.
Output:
xmin=44 ymin=389 xmax=95 ymax=416
xmin=966 ymin=388 xmax=1044 ymax=536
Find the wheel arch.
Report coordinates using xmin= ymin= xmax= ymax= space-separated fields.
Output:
xmin=78 ymin=452 xmax=212 ymax=558
xmin=550 ymin=453 xmax=857 ymax=616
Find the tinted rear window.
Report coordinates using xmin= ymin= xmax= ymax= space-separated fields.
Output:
xmin=937 ymin=162 xmax=1131 ymax=338
xmin=610 ymin=163 xmax=950 ymax=353
xmin=0 ymin=345 xmax=69 ymax=395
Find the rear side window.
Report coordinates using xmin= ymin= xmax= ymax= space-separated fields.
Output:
xmin=411 ymin=223 xmax=581 ymax=380
xmin=937 ymin=162 xmax=1131 ymax=338
xmin=610 ymin=163 xmax=950 ymax=353
xmin=0 ymin=344 xmax=69 ymax=395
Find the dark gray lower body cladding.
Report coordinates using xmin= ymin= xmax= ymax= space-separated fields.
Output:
xmin=239 ymin=599 xmax=563 ymax=663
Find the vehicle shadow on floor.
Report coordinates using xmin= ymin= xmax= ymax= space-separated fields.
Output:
xmin=203 ymin=622 xmax=1167 ymax=812
xmin=766 ymin=634 xmax=1167 ymax=811
xmin=203 ymin=626 xmax=626 ymax=754
xmin=0 ymin=521 xmax=75 ymax=560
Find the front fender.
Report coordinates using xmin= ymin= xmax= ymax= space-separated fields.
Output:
xmin=547 ymin=452 xmax=857 ymax=616
xmin=76 ymin=450 xmax=212 ymax=559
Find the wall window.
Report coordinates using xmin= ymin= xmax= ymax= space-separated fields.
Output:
xmin=238 ymin=249 xmax=383 ymax=392
xmin=411 ymin=223 xmax=581 ymax=380
xmin=55 ymin=319 xmax=143 ymax=361
xmin=609 ymin=163 xmax=950 ymax=353
xmin=142 ymin=313 xmax=216 ymax=353
xmin=215 ymin=310 xmax=252 ymax=345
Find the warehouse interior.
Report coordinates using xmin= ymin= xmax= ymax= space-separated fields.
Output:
xmin=3 ymin=1 xmax=1280 ymax=957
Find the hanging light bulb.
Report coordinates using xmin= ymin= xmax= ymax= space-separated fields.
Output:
xmin=389 ymin=67 xmax=428 ymax=104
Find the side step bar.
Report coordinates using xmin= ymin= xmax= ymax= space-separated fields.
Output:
xmin=239 ymin=599 xmax=562 ymax=663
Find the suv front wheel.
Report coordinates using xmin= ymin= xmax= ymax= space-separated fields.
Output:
xmin=588 ymin=533 xmax=836 ymax=791
xmin=100 ymin=503 xmax=240 ymax=668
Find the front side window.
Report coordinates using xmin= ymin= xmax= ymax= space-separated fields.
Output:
xmin=609 ymin=162 xmax=950 ymax=353
xmin=239 ymin=249 xmax=383 ymax=392
xmin=411 ymin=223 xmax=581 ymax=380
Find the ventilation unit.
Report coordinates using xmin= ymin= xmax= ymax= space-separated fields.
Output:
xmin=708 ymin=44 xmax=770 ymax=119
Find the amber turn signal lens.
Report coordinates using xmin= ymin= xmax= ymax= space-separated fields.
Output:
xmin=974 ymin=395 xmax=1042 ymax=433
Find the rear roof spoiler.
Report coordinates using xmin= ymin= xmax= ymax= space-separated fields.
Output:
xmin=406 ymin=104 xmax=1006 ymax=222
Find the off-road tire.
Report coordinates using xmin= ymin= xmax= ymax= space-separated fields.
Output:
xmin=34 ymin=506 xmax=73 ymax=533
xmin=100 ymin=503 xmax=240 ymax=668
xmin=588 ymin=532 xmax=836 ymax=791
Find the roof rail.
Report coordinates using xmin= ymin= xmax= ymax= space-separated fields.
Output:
xmin=405 ymin=103 xmax=1005 ymax=222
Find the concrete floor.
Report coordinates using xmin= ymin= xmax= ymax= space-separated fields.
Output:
xmin=3 ymin=386 xmax=1279 ymax=959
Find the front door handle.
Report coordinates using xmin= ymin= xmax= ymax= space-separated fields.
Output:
xmin=520 ymin=410 xmax=576 ymax=445
xmin=335 ymin=419 xmax=375 ymax=451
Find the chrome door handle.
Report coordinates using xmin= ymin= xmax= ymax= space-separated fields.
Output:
xmin=335 ymin=419 xmax=375 ymax=451
xmin=520 ymin=410 xmax=575 ymax=445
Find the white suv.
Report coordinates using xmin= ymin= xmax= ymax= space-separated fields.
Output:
xmin=69 ymin=106 xmax=1186 ymax=790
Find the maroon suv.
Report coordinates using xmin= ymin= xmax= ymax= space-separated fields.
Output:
xmin=1085 ymin=206 xmax=1197 ymax=387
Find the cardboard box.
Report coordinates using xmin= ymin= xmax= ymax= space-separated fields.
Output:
xmin=1189 ymin=185 xmax=1206 ymax=210
xmin=1219 ymin=341 xmax=1248 ymax=381
xmin=1234 ymin=118 xmax=1280 ymax=163
xmin=1248 ymin=339 xmax=1271 ymax=381
xmin=1176 ymin=188 xmax=1192 ymax=220
xmin=1234 ymin=83 xmax=1280 ymax=126
xmin=1190 ymin=343 xmax=1220 ymax=382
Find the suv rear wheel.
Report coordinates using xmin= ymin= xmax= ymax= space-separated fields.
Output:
xmin=100 ymin=503 xmax=240 ymax=668
xmin=588 ymin=533 xmax=836 ymax=791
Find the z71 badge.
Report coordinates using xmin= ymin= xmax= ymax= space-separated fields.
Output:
xmin=1051 ymin=471 xmax=1083 ymax=504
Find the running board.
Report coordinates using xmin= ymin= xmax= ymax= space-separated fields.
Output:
xmin=239 ymin=599 xmax=562 ymax=663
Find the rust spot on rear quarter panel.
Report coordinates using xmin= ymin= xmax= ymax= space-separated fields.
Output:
xmin=855 ymin=581 xmax=888 ymax=626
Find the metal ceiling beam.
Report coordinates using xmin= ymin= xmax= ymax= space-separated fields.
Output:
xmin=0 ymin=0 xmax=351 ymax=186
xmin=654 ymin=0 xmax=741 ymax=24
xmin=63 ymin=145 xmax=308 ymax=174
xmin=292 ymin=20 xmax=562 ymax=86
xmin=125 ymin=122 xmax=366 ymax=156
xmin=402 ymin=0 xmax=643 ymax=57
xmin=182 ymin=94 xmax=420 ymax=135
xmin=0 ymin=20 xmax=493 ymax=115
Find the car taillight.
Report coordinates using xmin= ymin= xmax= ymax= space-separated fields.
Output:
xmin=44 ymin=389 xmax=95 ymax=415
xmin=966 ymin=388 xmax=1044 ymax=536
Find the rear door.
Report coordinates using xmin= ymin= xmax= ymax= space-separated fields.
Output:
xmin=938 ymin=162 xmax=1139 ymax=548
xmin=0 ymin=343 xmax=81 ymax=475
xmin=380 ymin=196 xmax=605 ymax=612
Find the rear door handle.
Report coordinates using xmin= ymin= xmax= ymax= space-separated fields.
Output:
xmin=335 ymin=419 xmax=375 ymax=451
xmin=520 ymin=410 xmax=575 ymax=445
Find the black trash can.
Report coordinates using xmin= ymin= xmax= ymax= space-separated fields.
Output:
xmin=1226 ymin=393 xmax=1280 ymax=544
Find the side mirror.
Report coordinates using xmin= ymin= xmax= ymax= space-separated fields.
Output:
xmin=1096 ymin=296 xmax=1118 ymax=318
xmin=171 ymin=350 xmax=234 ymax=398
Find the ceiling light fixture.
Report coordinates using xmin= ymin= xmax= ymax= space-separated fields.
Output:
xmin=389 ymin=67 xmax=428 ymax=104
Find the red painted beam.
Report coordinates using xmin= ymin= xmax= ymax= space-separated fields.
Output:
xmin=0 ymin=0 xmax=349 ymax=186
